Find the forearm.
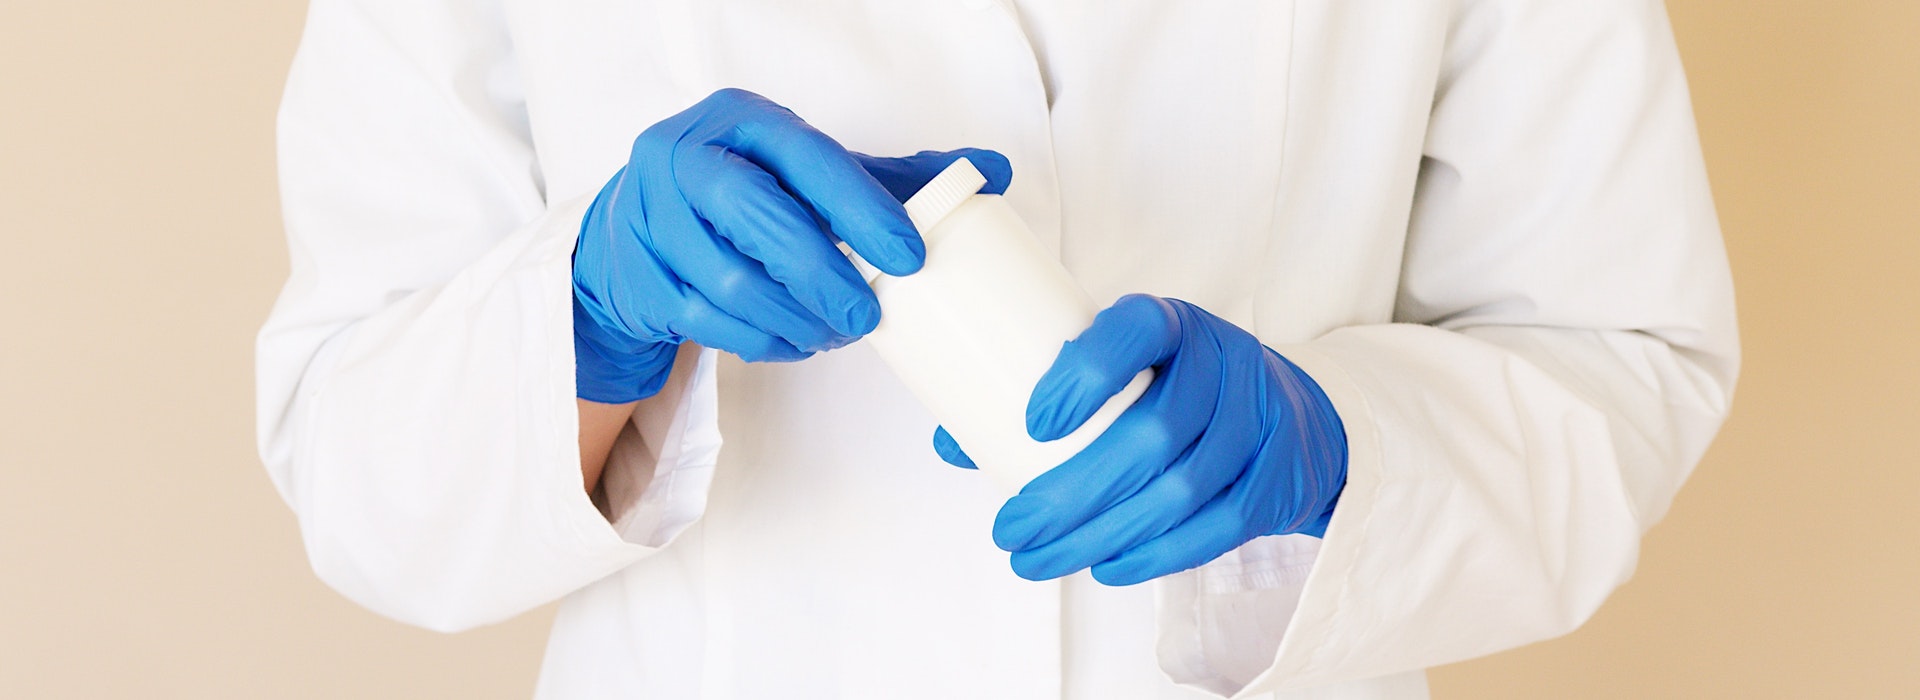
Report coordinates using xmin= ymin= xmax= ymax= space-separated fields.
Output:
xmin=578 ymin=398 xmax=639 ymax=494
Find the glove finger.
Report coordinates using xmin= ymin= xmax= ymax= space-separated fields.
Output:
xmin=852 ymin=148 xmax=1014 ymax=203
xmin=1027 ymin=294 xmax=1181 ymax=442
xmin=676 ymin=145 xmax=883 ymax=337
xmin=1004 ymin=442 xmax=1207 ymax=581
xmin=931 ymin=426 xmax=977 ymax=469
xmin=991 ymin=340 xmax=1221 ymax=552
xmin=667 ymin=281 xmax=811 ymax=363
xmin=701 ymin=89 xmax=924 ymax=276
xmin=1089 ymin=482 xmax=1257 ymax=587
xmin=1003 ymin=398 xmax=1257 ymax=579
xmin=646 ymin=195 xmax=846 ymax=355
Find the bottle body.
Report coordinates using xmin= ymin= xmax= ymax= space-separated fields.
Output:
xmin=864 ymin=193 xmax=1151 ymax=493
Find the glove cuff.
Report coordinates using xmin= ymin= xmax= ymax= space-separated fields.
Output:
xmin=572 ymin=292 xmax=679 ymax=404
xmin=1267 ymin=348 xmax=1350 ymax=538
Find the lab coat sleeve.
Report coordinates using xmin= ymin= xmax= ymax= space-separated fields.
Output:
xmin=1154 ymin=2 xmax=1739 ymax=695
xmin=255 ymin=0 xmax=717 ymax=633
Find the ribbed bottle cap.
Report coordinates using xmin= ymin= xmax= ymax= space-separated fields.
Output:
xmin=903 ymin=157 xmax=989 ymax=233
xmin=839 ymin=157 xmax=990 ymax=283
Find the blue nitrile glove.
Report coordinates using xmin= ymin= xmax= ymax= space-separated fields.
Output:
xmin=932 ymin=294 xmax=1347 ymax=585
xmin=572 ymin=88 xmax=1010 ymax=403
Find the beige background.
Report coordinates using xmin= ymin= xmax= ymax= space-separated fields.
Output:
xmin=2 ymin=0 xmax=1914 ymax=697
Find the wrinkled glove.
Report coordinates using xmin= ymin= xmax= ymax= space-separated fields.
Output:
xmin=933 ymin=294 xmax=1347 ymax=585
xmin=573 ymin=87 xmax=1011 ymax=403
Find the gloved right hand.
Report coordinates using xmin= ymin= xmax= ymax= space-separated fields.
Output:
xmin=572 ymin=88 xmax=1010 ymax=403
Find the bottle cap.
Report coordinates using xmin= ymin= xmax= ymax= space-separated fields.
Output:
xmin=840 ymin=157 xmax=989 ymax=283
xmin=903 ymin=157 xmax=988 ymax=234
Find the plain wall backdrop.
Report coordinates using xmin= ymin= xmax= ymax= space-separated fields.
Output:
xmin=2 ymin=1 xmax=1914 ymax=697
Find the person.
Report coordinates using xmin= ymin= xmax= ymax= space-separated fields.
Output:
xmin=256 ymin=1 xmax=1738 ymax=698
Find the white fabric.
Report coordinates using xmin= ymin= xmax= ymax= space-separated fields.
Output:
xmin=257 ymin=1 xmax=1737 ymax=698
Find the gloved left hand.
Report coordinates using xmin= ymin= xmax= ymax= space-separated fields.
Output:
xmin=932 ymin=294 xmax=1348 ymax=585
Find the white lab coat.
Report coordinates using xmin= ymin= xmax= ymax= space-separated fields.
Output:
xmin=257 ymin=0 xmax=1737 ymax=698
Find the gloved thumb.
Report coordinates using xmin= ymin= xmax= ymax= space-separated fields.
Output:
xmin=931 ymin=426 xmax=978 ymax=469
xmin=854 ymin=148 xmax=1013 ymax=204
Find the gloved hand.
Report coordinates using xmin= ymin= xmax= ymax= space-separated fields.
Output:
xmin=573 ymin=87 xmax=1011 ymax=403
xmin=932 ymin=294 xmax=1347 ymax=585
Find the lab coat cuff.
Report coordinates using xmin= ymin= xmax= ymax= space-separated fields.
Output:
xmin=288 ymin=192 xmax=654 ymax=631
xmin=497 ymin=189 xmax=655 ymax=570
xmin=596 ymin=345 xmax=723 ymax=548
xmin=1152 ymin=536 xmax=1320 ymax=697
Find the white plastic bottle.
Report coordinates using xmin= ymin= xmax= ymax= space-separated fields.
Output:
xmin=843 ymin=158 xmax=1152 ymax=493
